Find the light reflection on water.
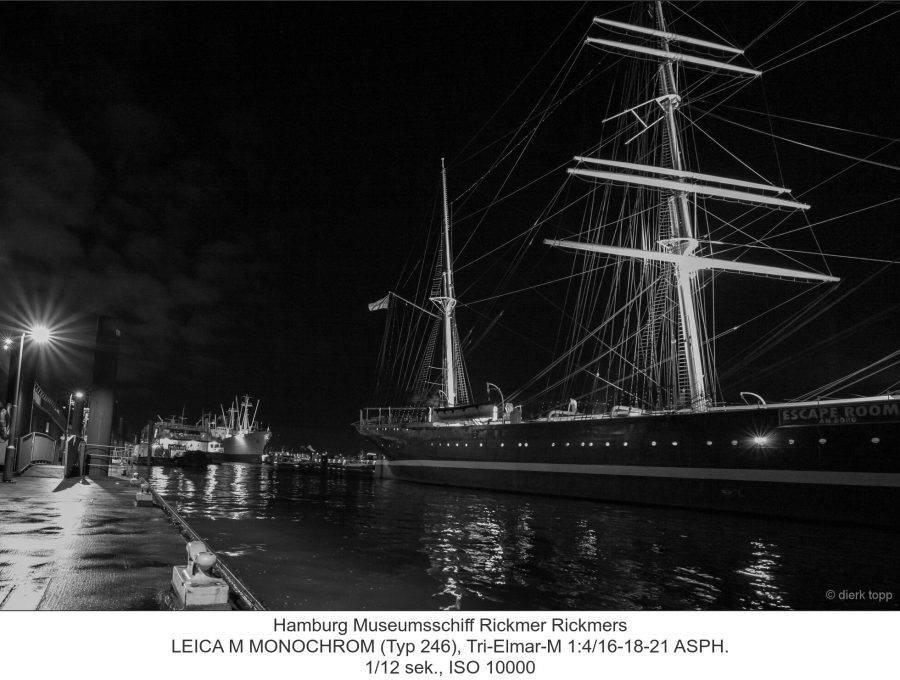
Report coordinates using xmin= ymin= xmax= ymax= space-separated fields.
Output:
xmin=148 ymin=464 xmax=899 ymax=611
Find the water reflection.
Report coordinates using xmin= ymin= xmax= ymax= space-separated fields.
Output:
xmin=737 ymin=540 xmax=788 ymax=610
xmin=147 ymin=464 xmax=900 ymax=611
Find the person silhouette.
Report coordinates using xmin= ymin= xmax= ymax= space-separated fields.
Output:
xmin=1 ymin=404 xmax=11 ymax=482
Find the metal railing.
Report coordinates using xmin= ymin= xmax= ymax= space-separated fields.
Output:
xmin=16 ymin=432 xmax=56 ymax=472
xmin=145 ymin=481 xmax=266 ymax=611
xmin=359 ymin=406 xmax=429 ymax=426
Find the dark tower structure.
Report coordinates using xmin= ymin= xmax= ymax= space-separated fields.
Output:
xmin=85 ymin=316 xmax=121 ymax=477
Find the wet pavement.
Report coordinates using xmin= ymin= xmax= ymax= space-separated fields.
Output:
xmin=0 ymin=465 xmax=188 ymax=610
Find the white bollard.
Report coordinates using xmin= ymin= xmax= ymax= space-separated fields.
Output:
xmin=134 ymin=479 xmax=153 ymax=506
xmin=171 ymin=540 xmax=230 ymax=609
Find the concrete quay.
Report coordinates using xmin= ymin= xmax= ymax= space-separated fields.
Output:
xmin=0 ymin=465 xmax=188 ymax=610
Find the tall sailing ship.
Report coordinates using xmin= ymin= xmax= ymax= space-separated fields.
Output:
xmin=356 ymin=3 xmax=900 ymax=525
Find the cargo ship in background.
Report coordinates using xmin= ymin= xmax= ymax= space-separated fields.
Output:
xmin=356 ymin=2 xmax=900 ymax=525
xmin=208 ymin=395 xmax=272 ymax=463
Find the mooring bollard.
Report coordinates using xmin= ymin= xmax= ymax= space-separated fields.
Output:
xmin=134 ymin=479 xmax=153 ymax=507
xmin=171 ymin=540 xmax=230 ymax=609
xmin=2 ymin=446 xmax=14 ymax=483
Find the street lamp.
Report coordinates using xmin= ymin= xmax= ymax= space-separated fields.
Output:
xmin=3 ymin=325 xmax=52 ymax=482
xmin=62 ymin=390 xmax=84 ymax=471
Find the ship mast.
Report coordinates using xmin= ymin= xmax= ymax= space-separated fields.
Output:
xmin=545 ymin=3 xmax=837 ymax=413
xmin=430 ymin=158 xmax=458 ymax=407
xmin=654 ymin=0 xmax=708 ymax=412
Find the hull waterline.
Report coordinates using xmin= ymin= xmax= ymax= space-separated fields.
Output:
xmin=357 ymin=398 xmax=900 ymax=526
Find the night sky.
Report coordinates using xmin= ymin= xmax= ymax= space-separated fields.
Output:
xmin=0 ymin=2 xmax=897 ymax=450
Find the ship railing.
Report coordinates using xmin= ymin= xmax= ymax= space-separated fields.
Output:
xmin=359 ymin=407 xmax=429 ymax=426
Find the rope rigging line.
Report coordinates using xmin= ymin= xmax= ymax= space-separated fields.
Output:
xmin=763 ymin=5 xmax=900 ymax=72
xmin=719 ymin=105 xmax=900 ymax=145
xmin=742 ymin=2 xmax=805 ymax=51
xmin=451 ymin=2 xmax=590 ymax=169
xmin=796 ymin=348 xmax=900 ymax=402
xmin=719 ymin=252 xmax=900 ymax=383
xmin=524 ymin=321 xmax=650 ymax=409
xmin=452 ymin=16 xmax=598 ymax=267
xmin=695 ymin=201 xmax=828 ymax=278
xmin=686 ymin=113 xmax=783 ymax=186
xmin=734 ymin=302 xmax=900 ymax=392
xmin=508 ymin=277 xmax=657 ymax=404
xmin=453 ymin=55 xmax=623 ymax=209
xmin=757 ymin=2 xmax=878 ymax=68
xmin=665 ymin=0 xmax=743 ymax=50
xmin=714 ymin=285 xmax=831 ymax=378
xmin=796 ymin=138 xmax=898 ymax=199
xmin=715 ymin=240 xmax=900 ymax=268
xmin=698 ymin=110 xmax=900 ymax=174
xmin=453 ymin=157 xmax=573 ymax=272
xmin=463 ymin=261 xmax=615 ymax=306
xmin=453 ymin=86 xmax=569 ymax=267
xmin=769 ymin=195 xmax=900 ymax=242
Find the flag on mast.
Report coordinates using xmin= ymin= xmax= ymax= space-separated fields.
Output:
xmin=367 ymin=293 xmax=391 ymax=312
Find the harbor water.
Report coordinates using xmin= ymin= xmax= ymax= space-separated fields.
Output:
xmin=148 ymin=463 xmax=899 ymax=611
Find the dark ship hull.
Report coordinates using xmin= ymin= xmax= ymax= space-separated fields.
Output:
xmin=357 ymin=396 xmax=900 ymax=526
xmin=209 ymin=430 xmax=271 ymax=464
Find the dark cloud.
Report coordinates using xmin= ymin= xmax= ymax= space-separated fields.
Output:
xmin=0 ymin=61 xmax=276 ymax=428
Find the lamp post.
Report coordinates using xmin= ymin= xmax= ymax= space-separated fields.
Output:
xmin=2 ymin=333 xmax=24 ymax=482
xmin=62 ymin=391 xmax=84 ymax=471
xmin=3 ymin=325 xmax=52 ymax=482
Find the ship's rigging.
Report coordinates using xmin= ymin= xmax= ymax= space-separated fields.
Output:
xmin=368 ymin=2 xmax=899 ymax=416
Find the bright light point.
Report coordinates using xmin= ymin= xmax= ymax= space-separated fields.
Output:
xmin=31 ymin=325 xmax=52 ymax=344
xmin=2 ymin=338 xmax=10 ymax=350
xmin=75 ymin=391 xmax=84 ymax=399
xmin=753 ymin=436 xmax=768 ymax=446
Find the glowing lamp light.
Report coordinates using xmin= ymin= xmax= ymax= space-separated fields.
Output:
xmin=753 ymin=436 xmax=768 ymax=446
xmin=31 ymin=325 xmax=52 ymax=344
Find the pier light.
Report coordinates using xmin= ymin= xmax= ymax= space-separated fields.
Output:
xmin=2 ymin=322 xmax=57 ymax=482
xmin=31 ymin=324 xmax=52 ymax=344
xmin=63 ymin=391 xmax=86 ymax=470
